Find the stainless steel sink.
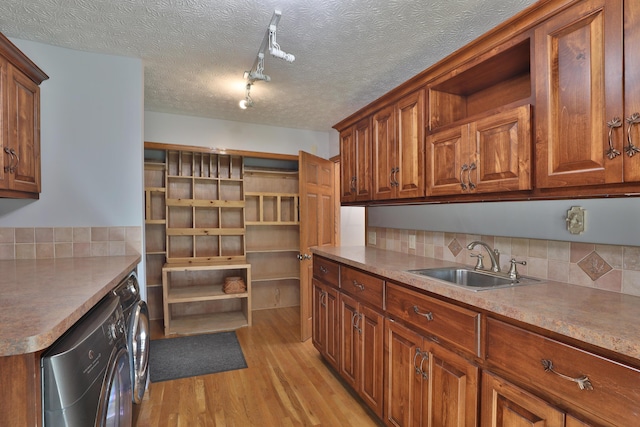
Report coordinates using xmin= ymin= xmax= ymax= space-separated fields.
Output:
xmin=408 ymin=267 xmax=538 ymax=291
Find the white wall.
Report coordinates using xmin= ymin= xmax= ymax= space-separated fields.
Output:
xmin=145 ymin=111 xmax=330 ymax=158
xmin=0 ymin=39 xmax=144 ymax=227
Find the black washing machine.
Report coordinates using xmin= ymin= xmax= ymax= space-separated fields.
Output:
xmin=111 ymin=271 xmax=150 ymax=406
xmin=41 ymin=294 xmax=132 ymax=426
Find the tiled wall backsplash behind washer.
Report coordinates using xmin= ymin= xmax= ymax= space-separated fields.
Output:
xmin=366 ymin=226 xmax=640 ymax=297
xmin=0 ymin=227 xmax=142 ymax=260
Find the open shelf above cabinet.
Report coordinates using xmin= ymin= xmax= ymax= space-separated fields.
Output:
xmin=429 ymin=38 xmax=531 ymax=132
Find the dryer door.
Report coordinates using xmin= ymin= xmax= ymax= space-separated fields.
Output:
xmin=97 ymin=346 xmax=132 ymax=427
xmin=129 ymin=300 xmax=150 ymax=404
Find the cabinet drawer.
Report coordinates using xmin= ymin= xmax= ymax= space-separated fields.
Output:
xmin=313 ymin=257 xmax=340 ymax=288
xmin=386 ymin=282 xmax=480 ymax=357
xmin=340 ymin=266 xmax=384 ymax=310
xmin=486 ymin=318 xmax=640 ymax=426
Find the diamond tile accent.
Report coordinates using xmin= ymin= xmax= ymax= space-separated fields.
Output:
xmin=577 ymin=251 xmax=613 ymax=281
xmin=448 ymin=238 xmax=463 ymax=257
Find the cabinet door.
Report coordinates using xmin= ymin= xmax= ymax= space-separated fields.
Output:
xmin=372 ymin=104 xmax=396 ymax=200
xmin=427 ymin=125 xmax=468 ymax=196
xmin=385 ymin=319 xmax=424 ymax=427
xmin=624 ymin=0 xmax=640 ymax=182
xmin=481 ymin=372 xmax=564 ymax=427
xmin=6 ymin=64 xmax=41 ymax=194
xmin=312 ymin=279 xmax=327 ymax=354
xmin=358 ymin=303 xmax=384 ymax=418
xmin=353 ymin=117 xmax=372 ymax=201
xmin=535 ymin=0 xmax=624 ymax=188
xmin=0 ymin=57 xmax=7 ymax=191
xmin=396 ymin=90 xmax=425 ymax=199
xmin=324 ymin=285 xmax=340 ymax=371
xmin=339 ymin=126 xmax=356 ymax=202
xmin=471 ymin=104 xmax=532 ymax=193
xmin=339 ymin=292 xmax=359 ymax=390
xmin=426 ymin=342 xmax=479 ymax=427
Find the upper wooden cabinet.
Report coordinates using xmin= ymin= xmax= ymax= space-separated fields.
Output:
xmin=340 ymin=117 xmax=372 ymax=203
xmin=535 ymin=0 xmax=640 ymax=188
xmin=0 ymin=33 xmax=48 ymax=199
xmin=427 ymin=104 xmax=532 ymax=196
xmin=372 ymin=89 xmax=425 ymax=201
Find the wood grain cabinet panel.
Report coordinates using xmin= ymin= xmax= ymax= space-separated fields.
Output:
xmin=481 ymin=371 xmax=565 ymax=427
xmin=385 ymin=318 xmax=479 ymax=427
xmin=340 ymin=117 xmax=372 ymax=203
xmin=486 ymin=317 xmax=640 ymax=426
xmin=386 ymin=281 xmax=480 ymax=357
xmin=313 ymin=256 xmax=340 ymax=288
xmin=373 ymin=90 xmax=425 ymax=201
xmin=534 ymin=0 xmax=639 ymax=188
xmin=339 ymin=292 xmax=384 ymax=418
xmin=427 ymin=104 xmax=532 ymax=196
xmin=312 ymin=278 xmax=340 ymax=371
xmin=0 ymin=33 xmax=48 ymax=199
xmin=340 ymin=265 xmax=384 ymax=310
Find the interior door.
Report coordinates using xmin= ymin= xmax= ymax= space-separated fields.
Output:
xmin=299 ymin=151 xmax=337 ymax=341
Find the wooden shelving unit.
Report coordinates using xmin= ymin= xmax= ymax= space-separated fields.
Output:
xmin=162 ymin=262 xmax=251 ymax=335
xmin=244 ymin=168 xmax=300 ymax=310
xmin=143 ymin=154 xmax=167 ymax=323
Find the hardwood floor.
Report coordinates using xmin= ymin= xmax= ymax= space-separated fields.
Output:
xmin=135 ymin=307 xmax=383 ymax=427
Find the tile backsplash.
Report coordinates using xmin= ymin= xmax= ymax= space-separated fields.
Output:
xmin=367 ymin=226 xmax=640 ymax=297
xmin=0 ymin=227 xmax=142 ymax=260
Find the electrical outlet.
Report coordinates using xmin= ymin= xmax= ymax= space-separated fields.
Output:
xmin=368 ymin=231 xmax=376 ymax=245
xmin=409 ymin=234 xmax=416 ymax=250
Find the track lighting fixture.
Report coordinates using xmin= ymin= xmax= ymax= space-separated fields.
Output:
xmin=239 ymin=83 xmax=253 ymax=109
xmin=239 ymin=9 xmax=296 ymax=109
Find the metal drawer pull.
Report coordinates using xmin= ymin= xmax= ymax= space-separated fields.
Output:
xmin=320 ymin=291 xmax=326 ymax=308
xmin=625 ymin=113 xmax=640 ymax=157
xmin=319 ymin=266 xmax=328 ymax=274
xmin=606 ymin=117 xmax=622 ymax=159
xmin=541 ymin=359 xmax=593 ymax=390
xmin=412 ymin=305 xmax=433 ymax=321
xmin=352 ymin=280 xmax=365 ymax=291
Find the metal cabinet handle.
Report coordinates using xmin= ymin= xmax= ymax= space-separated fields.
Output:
xmin=541 ymin=359 xmax=593 ymax=390
xmin=625 ymin=113 xmax=640 ymax=157
xmin=319 ymin=266 xmax=328 ymax=274
xmin=413 ymin=347 xmax=422 ymax=375
xmin=390 ymin=167 xmax=399 ymax=187
xmin=419 ymin=352 xmax=429 ymax=380
xmin=352 ymin=280 xmax=365 ymax=291
xmin=4 ymin=147 xmax=14 ymax=173
xmin=320 ymin=290 xmax=327 ymax=308
xmin=351 ymin=311 xmax=362 ymax=334
xmin=467 ymin=162 xmax=476 ymax=190
xmin=460 ymin=164 xmax=468 ymax=190
xmin=350 ymin=176 xmax=357 ymax=192
xmin=412 ymin=305 xmax=434 ymax=321
xmin=606 ymin=117 xmax=622 ymax=159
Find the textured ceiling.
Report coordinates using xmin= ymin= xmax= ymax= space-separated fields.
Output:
xmin=0 ymin=0 xmax=537 ymax=132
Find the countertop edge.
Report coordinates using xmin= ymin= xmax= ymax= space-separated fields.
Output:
xmin=0 ymin=255 xmax=141 ymax=357
xmin=312 ymin=246 xmax=640 ymax=363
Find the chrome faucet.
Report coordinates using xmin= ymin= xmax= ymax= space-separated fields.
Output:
xmin=467 ymin=241 xmax=501 ymax=273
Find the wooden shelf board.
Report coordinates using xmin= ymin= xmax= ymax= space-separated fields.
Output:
xmin=163 ymin=262 xmax=250 ymax=271
xmin=144 ymin=162 xmax=166 ymax=170
xmin=245 ymin=221 xmax=299 ymax=226
xmin=166 ymin=199 xmax=245 ymax=208
xmin=252 ymin=273 xmax=299 ymax=282
xmin=145 ymin=250 xmax=166 ymax=256
xmin=145 ymin=219 xmax=166 ymax=225
xmin=246 ymin=248 xmax=299 ymax=254
xmin=166 ymin=227 xmax=245 ymax=236
xmin=167 ymin=284 xmax=248 ymax=303
xmin=145 ymin=187 xmax=166 ymax=192
xmin=166 ymin=311 xmax=249 ymax=336
xmin=165 ymin=255 xmax=247 ymax=264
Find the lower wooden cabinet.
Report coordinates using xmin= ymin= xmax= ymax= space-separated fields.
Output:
xmin=312 ymin=278 xmax=340 ymax=371
xmin=340 ymin=292 xmax=385 ymax=418
xmin=385 ymin=318 xmax=479 ymax=427
xmin=481 ymin=371 xmax=565 ymax=427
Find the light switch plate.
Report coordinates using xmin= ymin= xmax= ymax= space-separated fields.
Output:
xmin=368 ymin=231 xmax=376 ymax=245
xmin=409 ymin=234 xmax=416 ymax=250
